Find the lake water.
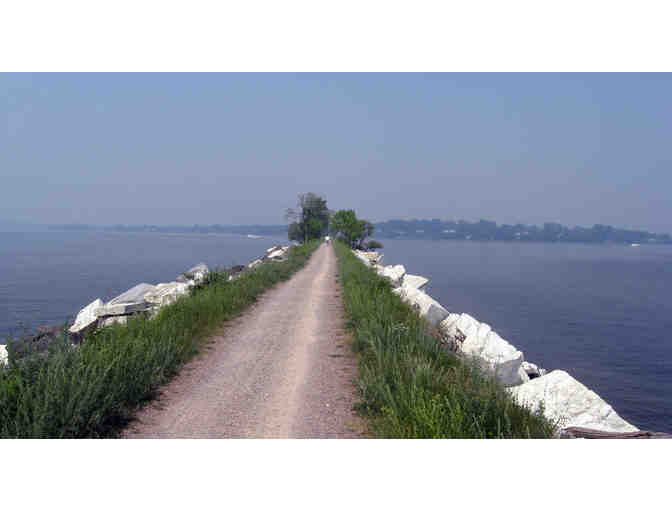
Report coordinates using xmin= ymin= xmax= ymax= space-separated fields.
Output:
xmin=379 ymin=239 xmax=672 ymax=433
xmin=0 ymin=230 xmax=286 ymax=341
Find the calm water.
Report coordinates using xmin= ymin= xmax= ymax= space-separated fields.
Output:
xmin=0 ymin=230 xmax=286 ymax=341
xmin=380 ymin=239 xmax=672 ymax=433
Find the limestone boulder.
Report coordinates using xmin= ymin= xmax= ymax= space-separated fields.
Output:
xmin=439 ymin=313 xmax=528 ymax=386
xmin=0 ymin=344 xmax=7 ymax=366
xmin=248 ymin=259 xmax=263 ymax=269
xmin=69 ymin=298 xmax=104 ymax=334
xmin=110 ymin=283 xmax=156 ymax=305
xmin=353 ymin=250 xmax=383 ymax=266
xmin=99 ymin=316 xmax=129 ymax=327
xmin=378 ymin=264 xmax=406 ymax=287
xmin=508 ymin=370 xmax=638 ymax=433
xmin=144 ymin=282 xmax=191 ymax=308
xmin=522 ymin=361 xmax=546 ymax=379
xmin=393 ymin=286 xmax=449 ymax=326
xmin=267 ymin=249 xmax=287 ymax=260
xmin=185 ymin=263 xmax=209 ymax=282
xmin=402 ymin=274 xmax=429 ymax=290
xmin=97 ymin=283 xmax=156 ymax=316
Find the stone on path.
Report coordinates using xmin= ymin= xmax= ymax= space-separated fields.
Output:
xmin=507 ymin=370 xmax=638 ymax=433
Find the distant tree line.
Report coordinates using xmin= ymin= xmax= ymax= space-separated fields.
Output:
xmin=373 ymin=219 xmax=672 ymax=244
xmin=48 ymin=224 xmax=289 ymax=236
xmin=49 ymin=217 xmax=670 ymax=245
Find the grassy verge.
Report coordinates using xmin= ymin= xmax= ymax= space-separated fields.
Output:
xmin=334 ymin=241 xmax=555 ymax=438
xmin=0 ymin=241 xmax=319 ymax=438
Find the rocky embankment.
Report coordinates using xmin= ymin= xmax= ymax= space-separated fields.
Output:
xmin=0 ymin=244 xmax=292 ymax=365
xmin=352 ymin=249 xmax=639 ymax=436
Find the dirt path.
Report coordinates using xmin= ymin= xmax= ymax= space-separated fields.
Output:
xmin=122 ymin=243 xmax=365 ymax=438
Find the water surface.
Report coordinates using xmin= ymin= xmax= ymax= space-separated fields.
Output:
xmin=0 ymin=230 xmax=284 ymax=340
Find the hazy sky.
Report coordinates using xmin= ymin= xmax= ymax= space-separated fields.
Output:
xmin=2 ymin=73 xmax=671 ymax=232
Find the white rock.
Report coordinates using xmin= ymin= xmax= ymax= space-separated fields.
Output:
xmin=144 ymin=282 xmax=191 ymax=308
xmin=266 ymin=245 xmax=282 ymax=253
xmin=439 ymin=313 xmax=528 ymax=386
xmin=186 ymin=263 xmax=209 ymax=275
xmin=0 ymin=344 xmax=8 ymax=366
xmin=353 ymin=250 xmax=382 ymax=266
xmin=378 ymin=264 xmax=406 ymax=287
xmin=248 ymin=259 xmax=263 ymax=269
xmin=393 ymin=286 xmax=449 ymax=326
xmin=177 ymin=263 xmax=209 ymax=283
xmin=69 ymin=298 xmax=104 ymax=334
xmin=508 ymin=370 xmax=638 ymax=433
xmin=97 ymin=301 xmax=151 ymax=317
xmin=267 ymin=249 xmax=286 ymax=260
xmin=522 ymin=361 xmax=545 ymax=379
xmin=402 ymin=274 xmax=429 ymax=290
xmin=109 ymin=283 xmax=157 ymax=304
xmin=100 ymin=316 xmax=129 ymax=327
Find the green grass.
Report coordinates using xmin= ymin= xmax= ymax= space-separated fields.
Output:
xmin=0 ymin=241 xmax=319 ymax=438
xmin=334 ymin=240 xmax=555 ymax=438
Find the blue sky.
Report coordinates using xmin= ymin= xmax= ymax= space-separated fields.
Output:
xmin=2 ymin=73 xmax=671 ymax=232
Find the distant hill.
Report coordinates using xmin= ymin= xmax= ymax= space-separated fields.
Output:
xmin=372 ymin=219 xmax=672 ymax=244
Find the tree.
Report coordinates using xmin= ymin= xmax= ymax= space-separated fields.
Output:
xmin=330 ymin=209 xmax=375 ymax=248
xmin=285 ymin=192 xmax=330 ymax=243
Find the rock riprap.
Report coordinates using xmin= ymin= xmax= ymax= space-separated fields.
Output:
xmin=393 ymin=285 xmax=449 ymax=327
xmin=144 ymin=282 xmax=191 ymax=308
xmin=353 ymin=250 xmax=383 ymax=266
xmin=507 ymin=370 xmax=638 ymax=433
xmin=352 ymin=246 xmax=639 ymax=434
xmin=440 ymin=313 xmax=529 ymax=387
xmin=401 ymin=274 xmax=429 ymax=290
xmin=69 ymin=298 xmax=104 ymax=334
xmin=376 ymin=264 xmax=406 ymax=287
xmin=96 ymin=283 xmax=156 ymax=317
xmin=266 ymin=246 xmax=290 ymax=261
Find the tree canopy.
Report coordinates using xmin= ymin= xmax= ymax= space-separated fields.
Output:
xmin=329 ymin=209 xmax=375 ymax=248
xmin=285 ymin=192 xmax=330 ymax=243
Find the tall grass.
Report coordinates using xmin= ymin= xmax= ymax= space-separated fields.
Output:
xmin=0 ymin=241 xmax=319 ymax=438
xmin=334 ymin=241 xmax=555 ymax=438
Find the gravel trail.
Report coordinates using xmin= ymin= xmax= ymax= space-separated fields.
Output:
xmin=122 ymin=243 xmax=365 ymax=438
